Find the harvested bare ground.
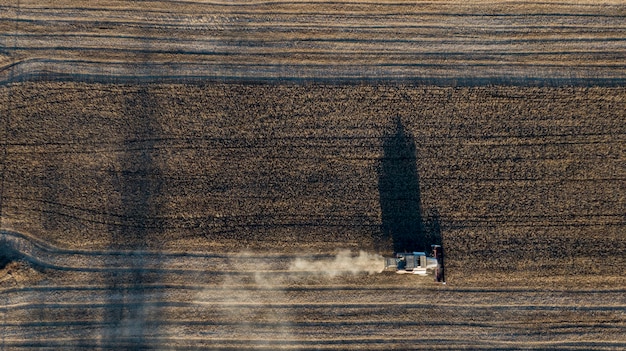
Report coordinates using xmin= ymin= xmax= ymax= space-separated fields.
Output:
xmin=1 ymin=0 xmax=625 ymax=84
xmin=1 ymin=0 xmax=625 ymax=349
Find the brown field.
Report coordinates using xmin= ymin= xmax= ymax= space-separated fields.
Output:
xmin=1 ymin=1 xmax=626 ymax=350
xmin=1 ymin=0 xmax=626 ymax=84
xmin=1 ymin=82 xmax=624 ymax=350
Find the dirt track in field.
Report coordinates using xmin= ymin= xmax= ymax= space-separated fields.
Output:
xmin=1 ymin=1 xmax=625 ymax=350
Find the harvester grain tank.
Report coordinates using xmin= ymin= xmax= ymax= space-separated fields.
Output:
xmin=384 ymin=245 xmax=445 ymax=282
xmin=384 ymin=251 xmax=437 ymax=276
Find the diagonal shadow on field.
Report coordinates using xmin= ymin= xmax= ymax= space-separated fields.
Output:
xmin=100 ymin=87 xmax=164 ymax=350
xmin=378 ymin=116 xmax=441 ymax=253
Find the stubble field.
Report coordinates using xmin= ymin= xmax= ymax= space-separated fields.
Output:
xmin=1 ymin=0 xmax=625 ymax=350
xmin=1 ymin=0 xmax=626 ymax=84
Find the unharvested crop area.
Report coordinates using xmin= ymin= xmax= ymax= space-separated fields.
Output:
xmin=2 ymin=82 xmax=625 ymax=277
xmin=0 ymin=0 xmax=625 ymax=350
xmin=1 ymin=82 xmax=625 ymax=349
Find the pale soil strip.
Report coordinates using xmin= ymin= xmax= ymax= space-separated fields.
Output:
xmin=2 ymin=278 xmax=623 ymax=349
xmin=3 ymin=300 xmax=626 ymax=311
xmin=2 ymin=337 xmax=625 ymax=351
xmin=1 ymin=1 xmax=625 ymax=83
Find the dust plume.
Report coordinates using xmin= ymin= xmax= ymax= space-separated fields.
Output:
xmin=289 ymin=250 xmax=384 ymax=277
xmin=196 ymin=267 xmax=293 ymax=347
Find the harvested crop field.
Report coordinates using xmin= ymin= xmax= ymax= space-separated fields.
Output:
xmin=1 ymin=229 xmax=625 ymax=350
xmin=1 ymin=0 xmax=626 ymax=84
xmin=1 ymin=0 xmax=626 ymax=350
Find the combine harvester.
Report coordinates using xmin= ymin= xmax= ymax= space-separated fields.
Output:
xmin=384 ymin=245 xmax=445 ymax=283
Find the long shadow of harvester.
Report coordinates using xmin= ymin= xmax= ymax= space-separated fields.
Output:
xmin=101 ymin=87 xmax=164 ymax=350
xmin=378 ymin=117 xmax=441 ymax=254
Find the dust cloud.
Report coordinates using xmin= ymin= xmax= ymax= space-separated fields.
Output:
xmin=289 ymin=250 xmax=384 ymax=277
xmin=206 ymin=273 xmax=293 ymax=346
xmin=194 ymin=250 xmax=384 ymax=345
